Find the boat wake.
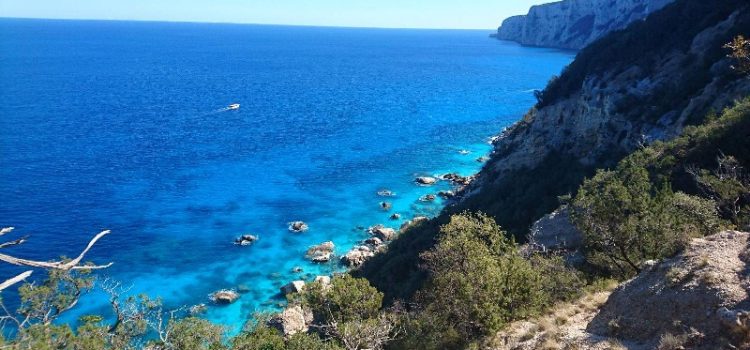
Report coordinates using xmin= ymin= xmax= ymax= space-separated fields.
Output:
xmin=204 ymin=104 xmax=241 ymax=116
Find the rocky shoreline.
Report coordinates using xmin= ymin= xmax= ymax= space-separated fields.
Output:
xmin=203 ymin=142 xmax=494 ymax=321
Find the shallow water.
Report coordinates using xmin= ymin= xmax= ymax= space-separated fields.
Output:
xmin=0 ymin=19 xmax=573 ymax=330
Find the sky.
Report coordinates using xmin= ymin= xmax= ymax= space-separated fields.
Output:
xmin=0 ymin=0 xmax=549 ymax=29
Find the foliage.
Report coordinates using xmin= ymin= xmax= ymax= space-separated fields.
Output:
xmin=570 ymin=98 xmax=750 ymax=277
xmin=412 ymin=213 xmax=548 ymax=345
xmin=537 ymin=0 xmax=748 ymax=122
xmin=725 ymin=35 xmax=750 ymax=75
xmin=285 ymin=332 xmax=343 ymax=350
xmin=302 ymin=274 xmax=383 ymax=324
xmin=16 ymin=265 xmax=94 ymax=326
xmin=160 ymin=317 xmax=225 ymax=350
xmin=571 ymin=164 xmax=719 ymax=276
xmin=231 ymin=325 xmax=285 ymax=350
xmin=529 ymin=254 xmax=587 ymax=304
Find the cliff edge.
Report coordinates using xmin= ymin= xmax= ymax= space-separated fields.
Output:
xmin=496 ymin=0 xmax=673 ymax=50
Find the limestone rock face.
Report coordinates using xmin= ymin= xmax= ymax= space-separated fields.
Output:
xmin=368 ymin=225 xmax=397 ymax=241
xmin=342 ymin=246 xmax=376 ymax=267
xmin=527 ymin=206 xmax=583 ymax=251
xmin=587 ymin=231 xmax=750 ymax=348
xmin=465 ymin=5 xmax=750 ymax=212
xmin=496 ymin=0 xmax=673 ymax=50
xmin=280 ymin=280 xmax=305 ymax=296
xmin=268 ymin=305 xmax=312 ymax=336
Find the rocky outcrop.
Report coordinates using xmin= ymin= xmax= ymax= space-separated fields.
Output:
xmin=587 ymin=231 xmax=750 ymax=349
xmin=342 ymin=246 xmax=376 ymax=267
xmin=460 ymin=0 xmax=750 ymax=235
xmin=496 ymin=0 xmax=673 ymax=50
xmin=527 ymin=206 xmax=582 ymax=251
xmin=280 ymin=280 xmax=305 ymax=296
xmin=368 ymin=225 xmax=397 ymax=241
xmin=268 ymin=305 xmax=313 ymax=336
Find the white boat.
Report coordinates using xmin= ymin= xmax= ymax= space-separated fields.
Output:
xmin=228 ymin=103 xmax=240 ymax=110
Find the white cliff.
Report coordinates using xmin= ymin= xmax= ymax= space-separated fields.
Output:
xmin=496 ymin=0 xmax=673 ymax=50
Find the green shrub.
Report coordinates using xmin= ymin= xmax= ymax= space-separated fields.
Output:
xmin=415 ymin=213 xmax=547 ymax=341
xmin=302 ymin=274 xmax=383 ymax=324
xmin=571 ymin=163 xmax=719 ymax=277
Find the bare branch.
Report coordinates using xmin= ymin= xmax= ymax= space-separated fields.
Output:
xmin=0 ymin=271 xmax=33 ymax=291
xmin=0 ymin=236 xmax=29 ymax=249
xmin=0 ymin=230 xmax=113 ymax=271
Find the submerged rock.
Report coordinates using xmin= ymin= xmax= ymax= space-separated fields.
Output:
xmin=189 ymin=303 xmax=207 ymax=316
xmin=377 ymin=189 xmax=396 ymax=197
xmin=306 ymin=241 xmax=335 ymax=262
xmin=476 ymin=156 xmax=489 ymax=163
xmin=419 ymin=194 xmax=437 ymax=202
xmin=288 ymin=221 xmax=309 ymax=233
xmin=415 ymin=176 xmax=438 ymax=186
xmin=280 ymin=280 xmax=305 ymax=295
xmin=390 ymin=213 xmax=401 ymax=220
xmin=209 ymin=289 xmax=240 ymax=304
xmin=380 ymin=201 xmax=392 ymax=211
xmin=237 ymin=284 xmax=251 ymax=293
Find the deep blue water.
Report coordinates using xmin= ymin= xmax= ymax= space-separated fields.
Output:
xmin=0 ymin=18 xmax=572 ymax=331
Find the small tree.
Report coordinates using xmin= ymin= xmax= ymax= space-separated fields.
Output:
xmin=302 ymin=275 xmax=383 ymax=325
xmin=572 ymin=164 xmax=719 ymax=277
xmin=416 ymin=213 xmax=547 ymax=341
xmin=725 ymin=35 xmax=750 ymax=75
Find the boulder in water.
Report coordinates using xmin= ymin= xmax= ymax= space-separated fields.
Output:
xmin=234 ymin=234 xmax=258 ymax=246
xmin=306 ymin=241 xmax=335 ymax=262
xmin=415 ymin=176 xmax=438 ymax=185
xmin=288 ymin=221 xmax=309 ymax=233
xmin=209 ymin=289 xmax=240 ymax=304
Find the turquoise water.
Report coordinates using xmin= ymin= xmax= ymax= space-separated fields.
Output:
xmin=0 ymin=19 xmax=573 ymax=330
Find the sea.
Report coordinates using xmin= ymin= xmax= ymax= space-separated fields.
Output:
xmin=0 ymin=18 xmax=573 ymax=331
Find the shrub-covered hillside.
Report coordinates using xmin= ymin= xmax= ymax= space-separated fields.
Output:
xmin=357 ymin=0 xmax=750 ymax=303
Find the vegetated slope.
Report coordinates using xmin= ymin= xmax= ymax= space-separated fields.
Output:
xmin=461 ymin=0 xmax=750 ymax=238
xmin=496 ymin=0 xmax=672 ymax=50
xmin=357 ymin=0 xmax=750 ymax=303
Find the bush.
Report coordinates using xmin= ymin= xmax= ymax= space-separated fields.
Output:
xmin=415 ymin=213 xmax=548 ymax=341
xmin=302 ymin=275 xmax=383 ymax=324
xmin=571 ymin=164 xmax=719 ymax=277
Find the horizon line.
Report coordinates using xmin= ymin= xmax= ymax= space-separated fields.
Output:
xmin=0 ymin=16 xmax=498 ymax=31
